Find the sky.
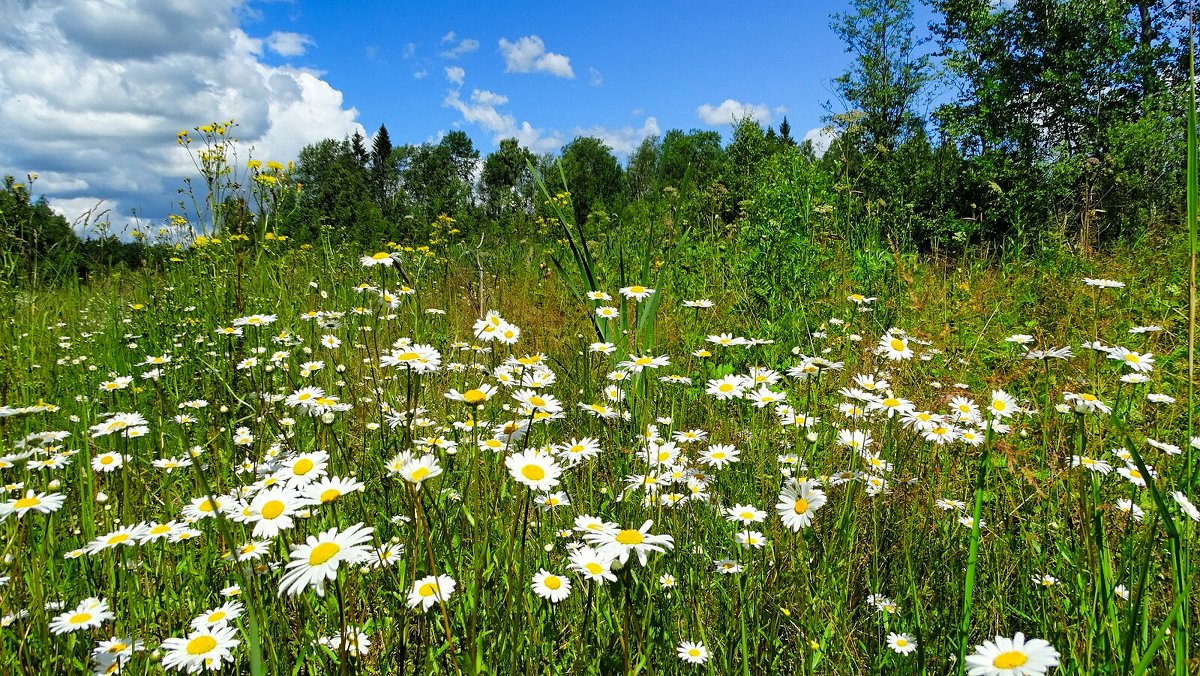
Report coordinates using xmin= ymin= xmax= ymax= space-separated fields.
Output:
xmin=0 ymin=0 xmax=938 ymax=235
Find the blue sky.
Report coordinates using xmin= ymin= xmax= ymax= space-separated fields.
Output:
xmin=0 ymin=0 xmax=940 ymax=232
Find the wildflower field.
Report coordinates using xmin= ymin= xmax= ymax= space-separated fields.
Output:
xmin=0 ymin=212 xmax=1196 ymax=676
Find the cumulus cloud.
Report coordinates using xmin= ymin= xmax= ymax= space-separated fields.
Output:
xmin=498 ymin=36 xmax=574 ymax=78
xmin=0 ymin=0 xmax=362 ymax=233
xmin=803 ymin=126 xmax=837 ymax=156
xmin=696 ymin=99 xmax=774 ymax=126
xmin=266 ymin=31 xmax=314 ymax=57
xmin=573 ymin=117 xmax=660 ymax=156
xmin=444 ymin=66 xmax=465 ymax=86
xmin=443 ymin=88 xmax=562 ymax=153
xmin=439 ymin=35 xmax=480 ymax=59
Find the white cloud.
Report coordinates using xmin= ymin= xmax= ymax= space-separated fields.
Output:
xmin=443 ymin=88 xmax=562 ymax=153
xmin=440 ymin=37 xmax=479 ymax=59
xmin=588 ymin=67 xmax=603 ymax=87
xmin=401 ymin=42 xmax=416 ymax=59
xmin=498 ymin=36 xmax=574 ymax=78
xmin=0 ymin=0 xmax=362 ymax=234
xmin=573 ymin=117 xmax=660 ymax=156
xmin=265 ymin=31 xmax=314 ymax=57
xmin=444 ymin=66 xmax=465 ymax=86
xmin=803 ymin=126 xmax=836 ymax=156
xmin=697 ymin=99 xmax=774 ymax=126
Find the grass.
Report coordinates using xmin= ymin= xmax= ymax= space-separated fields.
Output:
xmin=0 ymin=222 xmax=1194 ymax=675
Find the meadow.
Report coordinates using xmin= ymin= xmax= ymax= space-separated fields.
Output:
xmin=0 ymin=201 xmax=1195 ymax=675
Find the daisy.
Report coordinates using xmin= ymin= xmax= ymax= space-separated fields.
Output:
xmin=699 ymin=444 xmax=740 ymax=469
xmin=619 ymin=285 xmax=655 ymax=301
xmin=360 ymin=252 xmax=395 ymax=267
xmin=557 ymin=437 xmax=601 ymax=465
xmin=90 ymin=452 xmax=127 ymax=473
xmin=878 ymin=334 xmax=913 ymax=361
xmin=725 ymin=504 xmax=766 ymax=525
xmin=445 ymin=384 xmax=497 ymax=406
xmin=190 ymin=601 xmax=243 ymax=631
xmin=706 ymin=375 xmax=748 ymax=400
xmin=306 ymin=476 xmax=364 ymax=505
xmin=1115 ymin=498 xmax=1145 ymax=521
xmin=586 ymin=519 xmax=674 ymax=566
xmin=86 ymin=524 xmax=149 ymax=555
xmin=777 ymin=480 xmax=826 ymax=531
xmin=568 ymin=546 xmax=617 ymax=584
xmin=1171 ymin=491 xmax=1200 ymax=522
xmin=161 ymin=625 xmax=240 ymax=673
xmin=1083 ymin=277 xmax=1124 ymax=289
xmin=988 ymin=390 xmax=1017 ymax=419
xmin=399 ymin=454 xmax=443 ymax=488
xmin=407 ymin=574 xmax=457 ymax=611
xmin=0 ymin=490 xmax=66 ymax=518
xmin=278 ymin=451 xmax=329 ymax=486
xmin=676 ymin=640 xmax=709 ymax=664
xmin=531 ymin=569 xmax=572 ymax=603
xmin=278 ymin=523 xmax=374 ymax=597
xmin=506 ymin=449 xmax=562 ymax=491
xmin=888 ymin=632 xmax=917 ymax=655
xmin=245 ymin=487 xmax=302 ymax=538
xmin=50 ymin=598 xmax=114 ymax=634
xmin=1107 ymin=346 xmax=1154 ymax=373
xmin=964 ymin=632 xmax=1059 ymax=676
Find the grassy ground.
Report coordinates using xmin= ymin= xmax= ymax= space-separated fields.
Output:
xmin=0 ymin=230 xmax=1195 ymax=674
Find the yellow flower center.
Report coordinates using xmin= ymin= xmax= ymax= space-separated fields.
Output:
xmin=186 ymin=635 xmax=217 ymax=655
xmin=993 ymin=400 xmax=1007 ymax=411
xmin=418 ymin=582 xmax=438 ymax=597
xmin=1128 ymin=469 xmax=1142 ymax=479
xmin=794 ymin=499 xmax=809 ymax=514
xmin=529 ymin=396 xmax=546 ymax=408
xmin=292 ymin=459 xmax=314 ymax=476
xmin=1080 ymin=393 xmax=1098 ymax=401
xmin=543 ymin=575 xmax=562 ymax=590
xmin=521 ymin=465 xmax=546 ymax=481
xmin=309 ymin=542 xmax=340 ymax=566
xmin=1125 ymin=354 xmax=1139 ymax=363
xmin=397 ymin=351 xmax=419 ymax=360
xmin=615 ymin=529 xmax=644 ymax=545
xmin=630 ymin=286 xmax=645 ymax=293
xmin=718 ymin=384 xmax=734 ymax=393
xmin=107 ymin=533 xmax=130 ymax=545
xmin=319 ymin=489 xmax=340 ymax=503
xmin=890 ymin=339 xmax=906 ymax=351
xmin=260 ymin=500 xmax=286 ymax=520
xmin=13 ymin=496 xmax=40 ymax=510
xmin=150 ymin=524 xmax=171 ymax=535
xmin=371 ymin=252 xmax=391 ymax=260
xmin=688 ymin=648 xmax=701 ymax=657
xmin=883 ymin=398 xmax=900 ymax=407
xmin=108 ymin=642 xmax=128 ymax=653
xmin=101 ymin=456 xmax=115 ymax=465
xmin=992 ymin=651 xmax=1028 ymax=668
xmin=69 ymin=612 xmax=92 ymax=624
xmin=207 ymin=611 xmax=226 ymax=623
xmin=896 ymin=638 xmax=908 ymax=647
xmin=585 ymin=562 xmax=603 ymax=575
xmin=410 ymin=467 xmax=431 ymax=481
xmin=463 ymin=389 xmax=487 ymax=404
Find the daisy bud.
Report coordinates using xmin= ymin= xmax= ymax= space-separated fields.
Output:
xmin=48 ymin=480 xmax=61 ymax=490
xmin=806 ymin=432 xmax=819 ymax=443
xmin=95 ymin=492 xmax=108 ymax=503
xmin=321 ymin=412 xmax=336 ymax=424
